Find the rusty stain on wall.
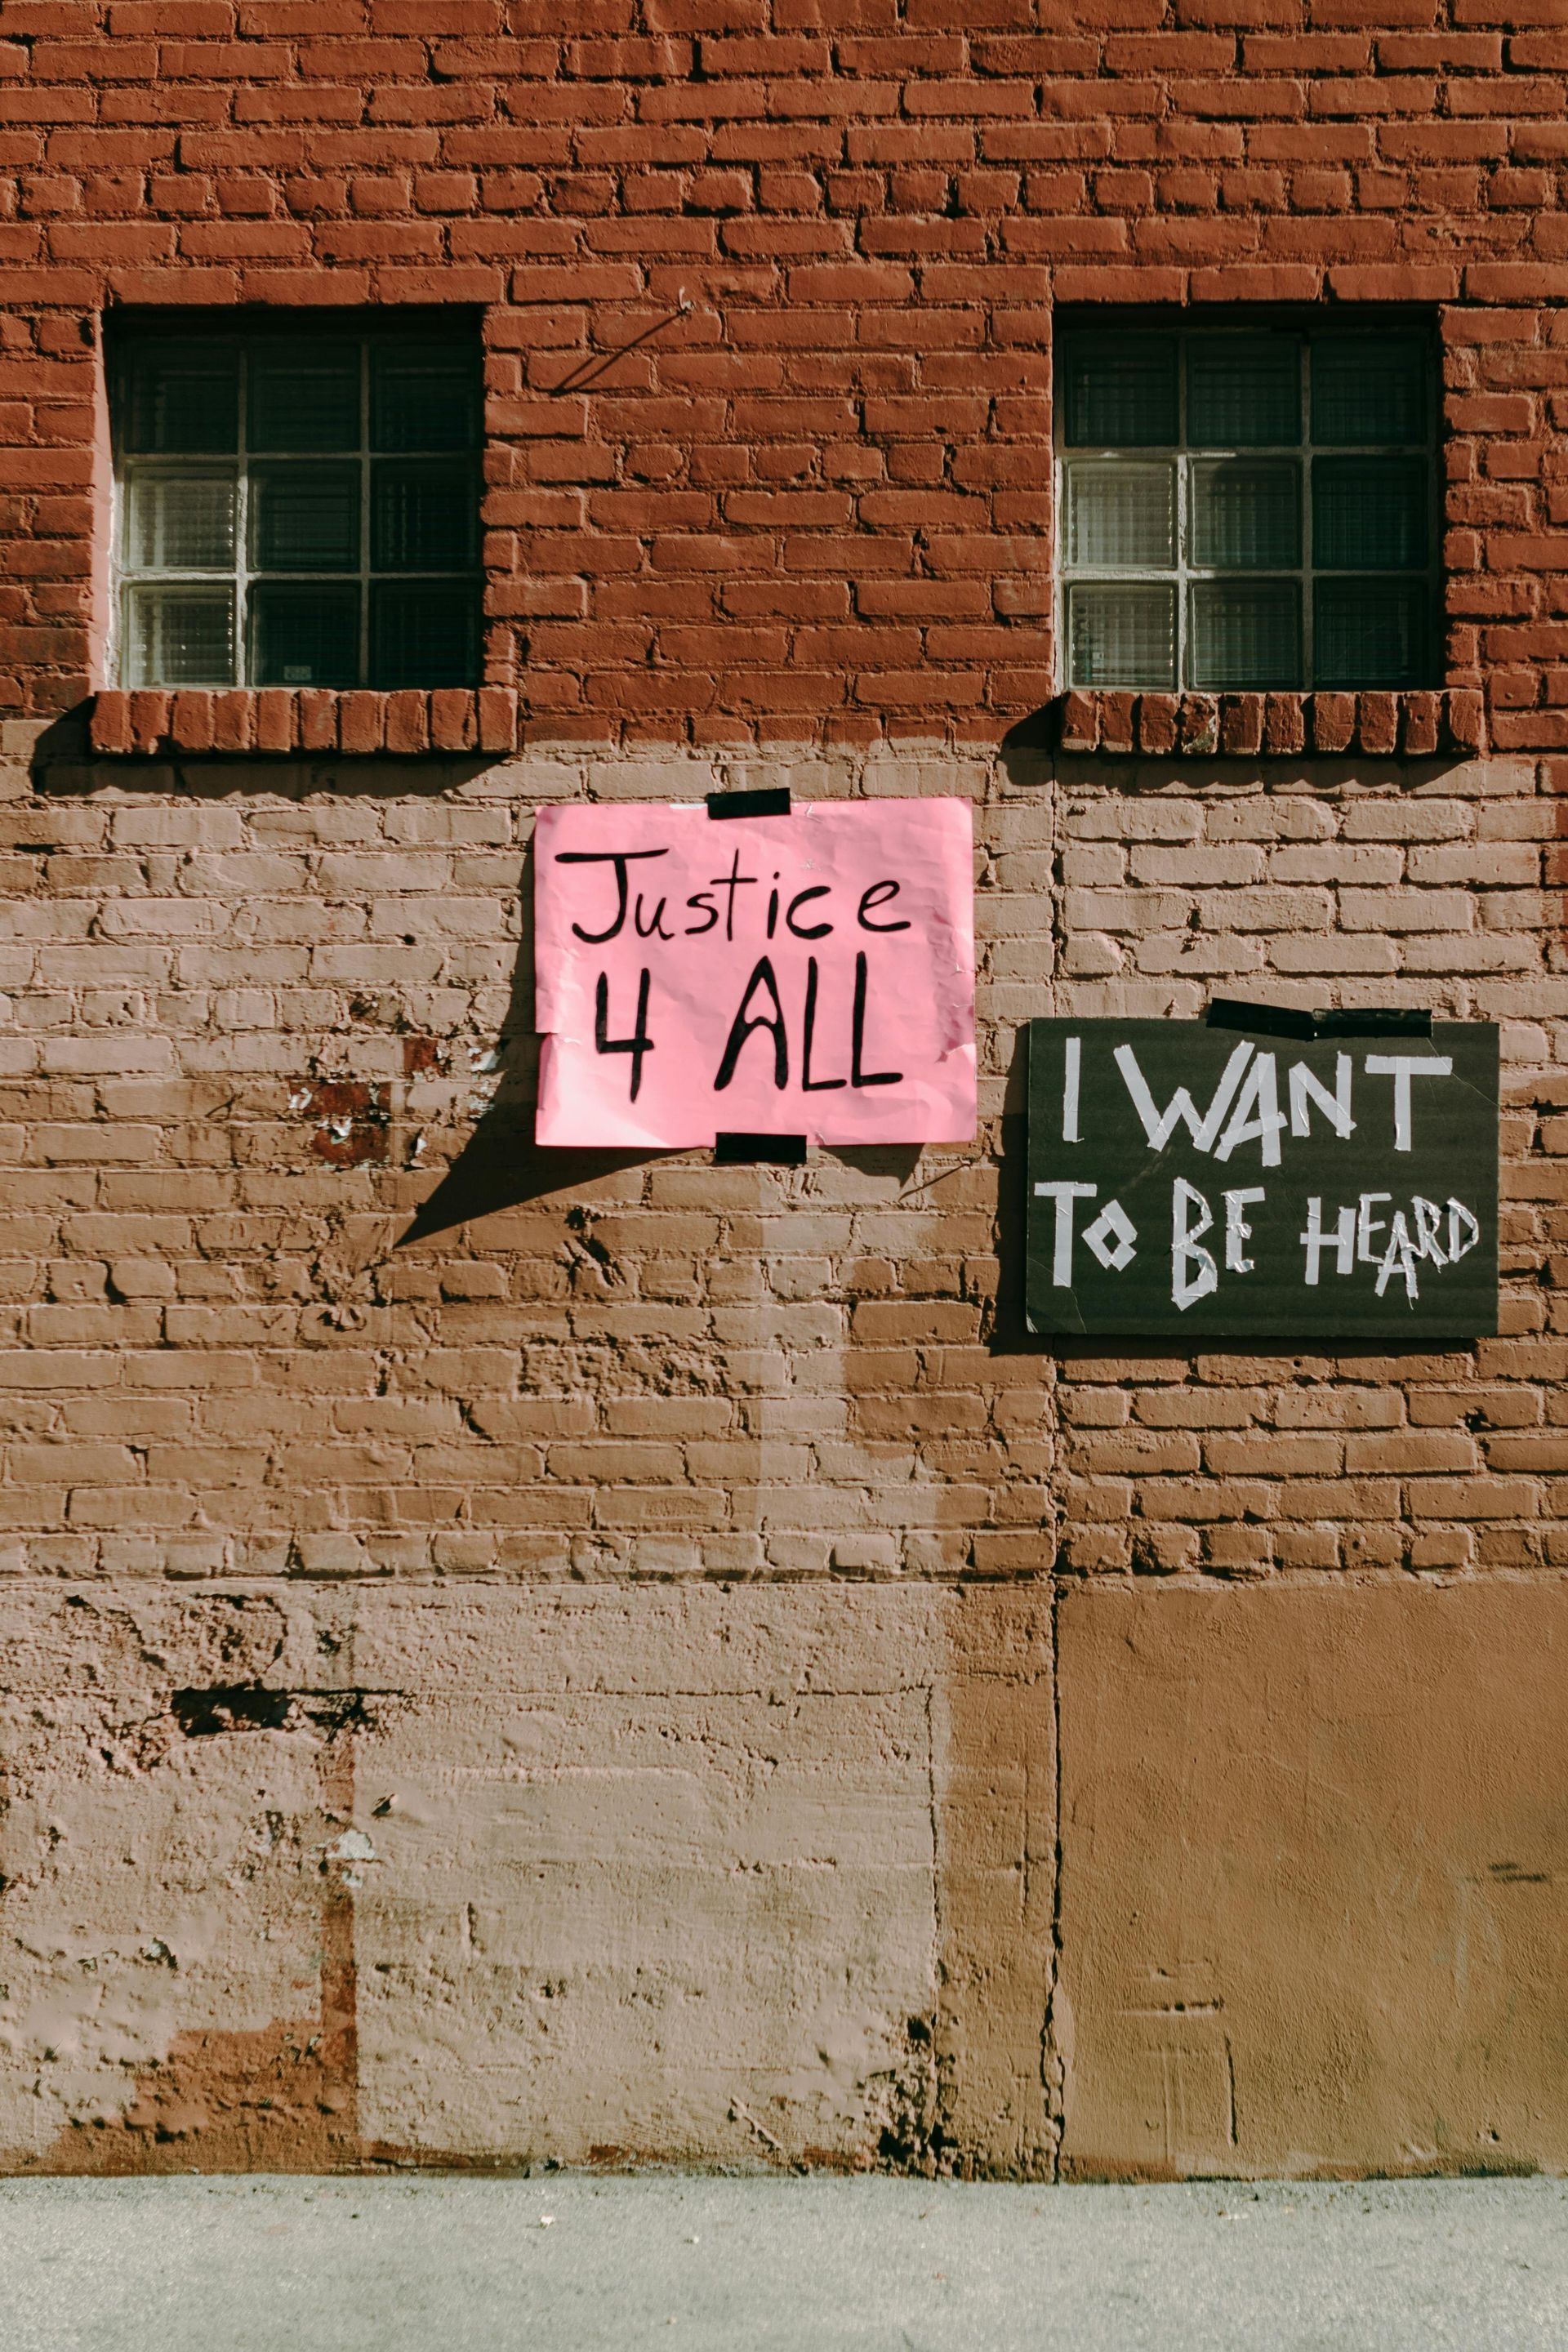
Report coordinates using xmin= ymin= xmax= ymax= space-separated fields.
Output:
xmin=294 ymin=1080 xmax=390 ymax=1169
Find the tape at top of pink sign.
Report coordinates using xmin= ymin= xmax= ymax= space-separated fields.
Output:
xmin=533 ymin=797 xmax=977 ymax=1149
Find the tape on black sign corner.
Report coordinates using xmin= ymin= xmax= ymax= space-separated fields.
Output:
xmin=705 ymin=788 xmax=792 ymax=820
xmin=1205 ymin=998 xmax=1317 ymax=1040
xmin=1205 ymin=998 xmax=1434 ymax=1042
xmin=714 ymin=1132 xmax=808 ymax=1165
xmin=1312 ymin=1007 xmax=1433 ymax=1039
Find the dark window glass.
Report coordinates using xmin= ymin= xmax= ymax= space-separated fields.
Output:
xmin=1314 ymin=577 xmax=1428 ymax=690
xmin=1313 ymin=457 xmax=1428 ymax=571
xmin=371 ymin=461 xmax=477 ymax=571
xmin=372 ymin=342 xmax=481 ymax=453
xmin=122 ymin=341 xmax=239 ymax=455
xmin=1190 ymin=580 xmax=1302 ymax=690
xmin=371 ymin=582 xmax=481 ymax=690
xmin=1192 ymin=461 xmax=1300 ymax=571
xmin=251 ymin=585 xmax=360 ymax=688
xmin=1062 ymin=335 xmax=1178 ymax=448
xmin=248 ymin=342 xmax=361 ymax=452
xmin=1187 ymin=335 xmax=1300 ymax=448
xmin=251 ymin=463 xmax=361 ymax=572
xmin=1312 ymin=334 xmax=1427 ymax=447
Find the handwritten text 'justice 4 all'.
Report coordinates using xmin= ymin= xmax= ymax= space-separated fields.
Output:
xmin=554 ymin=844 xmax=915 ymax=1104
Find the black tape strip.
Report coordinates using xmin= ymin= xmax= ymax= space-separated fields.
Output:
xmin=1313 ymin=1008 xmax=1432 ymax=1039
xmin=1205 ymin=998 xmax=1316 ymax=1040
xmin=714 ymin=1132 xmax=808 ymax=1165
xmin=1205 ymin=998 xmax=1434 ymax=1041
xmin=706 ymin=788 xmax=791 ymax=819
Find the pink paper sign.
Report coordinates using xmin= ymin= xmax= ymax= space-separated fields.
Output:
xmin=534 ymin=799 xmax=976 ymax=1147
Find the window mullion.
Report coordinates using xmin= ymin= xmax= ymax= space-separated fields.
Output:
xmin=1301 ymin=335 xmax=1313 ymax=693
xmin=235 ymin=346 xmax=249 ymax=689
xmin=108 ymin=356 xmax=123 ymax=689
xmin=1176 ymin=327 xmax=1187 ymax=693
xmin=360 ymin=337 xmax=372 ymax=690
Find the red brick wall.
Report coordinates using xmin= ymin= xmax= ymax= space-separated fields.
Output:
xmin=2 ymin=0 xmax=1568 ymax=746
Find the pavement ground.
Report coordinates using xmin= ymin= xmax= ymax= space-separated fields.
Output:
xmin=2 ymin=2173 xmax=1564 ymax=2352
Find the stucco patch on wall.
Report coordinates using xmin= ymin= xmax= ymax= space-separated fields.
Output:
xmin=0 ymin=1583 xmax=1055 ymax=2177
xmin=1058 ymin=1578 xmax=1568 ymax=2180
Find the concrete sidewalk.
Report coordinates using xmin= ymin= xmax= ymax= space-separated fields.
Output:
xmin=2 ymin=2175 xmax=1563 ymax=2352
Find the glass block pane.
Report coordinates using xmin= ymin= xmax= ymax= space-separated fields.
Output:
xmin=371 ymin=342 xmax=480 ymax=452
xmin=1313 ymin=457 xmax=1428 ymax=569
xmin=122 ymin=341 xmax=238 ymax=454
xmin=122 ymin=585 xmax=234 ymax=687
xmin=124 ymin=469 xmax=236 ymax=570
xmin=248 ymin=342 xmax=360 ymax=452
xmin=1189 ymin=579 xmax=1302 ymax=689
xmin=1061 ymin=335 xmax=1178 ymax=448
xmin=250 ymin=463 xmax=361 ymax=572
xmin=1187 ymin=336 xmax=1301 ymax=448
xmin=1312 ymin=334 xmax=1428 ymax=445
xmin=1067 ymin=462 xmax=1175 ymax=569
xmin=371 ymin=461 xmax=477 ymax=571
xmin=1192 ymin=460 xmax=1300 ymax=570
xmin=1314 ymin=577 xmax=1429 ymax=688
xmin=370 ymin=582 xmax=480 ymax=688
xmin=1067 ymin=581 xmax=1177 ymax=689
xmin=250 ymin=584 xmax=360 ymax=688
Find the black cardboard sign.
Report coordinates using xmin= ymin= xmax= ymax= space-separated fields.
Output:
xmin=1025 ymin=1018 xmax=1499 ymax=1339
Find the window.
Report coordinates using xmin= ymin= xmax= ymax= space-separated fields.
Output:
xmin=1058 ymin=321 xmax=1440 ymax=693
xmin=110 ymin=321 xmax=483 ymax=691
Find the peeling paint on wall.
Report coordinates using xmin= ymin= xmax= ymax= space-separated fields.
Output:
xmin=296 ymin=1080 xmax=390 ymax=1169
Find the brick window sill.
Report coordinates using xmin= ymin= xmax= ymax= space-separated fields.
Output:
xmin=1051 ymin=688 xmax=1485 ymax=760
xmin=88 ymin=688 xmax=519 ymax=759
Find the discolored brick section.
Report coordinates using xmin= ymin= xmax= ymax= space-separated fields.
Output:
xmin=2 ymin=737 xmax=1557 ymax=1591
